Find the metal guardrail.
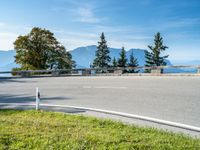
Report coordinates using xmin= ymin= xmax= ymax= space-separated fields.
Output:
xmin=0 ymin=65 xmax=200 ymax=77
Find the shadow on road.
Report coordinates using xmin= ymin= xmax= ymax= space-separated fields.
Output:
xmin=0 ymin=94 xmax=35 ymax=103
xmin=0 ymin=78 xmax=36 ymax=83
xmin=0 ymin=105 xmax=86 ymax=114
xmin=41 ymin=106 xmax=86 ymax=114
xmin=0 ymin=94 xmax=71 ymax=103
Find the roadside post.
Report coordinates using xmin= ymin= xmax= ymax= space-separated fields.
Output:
xmin=36 ymin=87 xmax=40 ymax=110
xmin=198 ymin=66 xmax=200 ymax=74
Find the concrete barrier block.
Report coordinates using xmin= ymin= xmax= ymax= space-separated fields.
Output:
xmin=151 ymin=69 xmax=161 ymax=74
xmin=82 ymin=70 xmax=91 ymax=76
xmin=197 ymin=68 xmax=200 ymax=73
xmin=21 ymin=72 xmax=31 ymax=77
xmin=52 ymin=71 xmax=60 ymax=76
xmin=114 ymin=70 xmax=123 ymax=74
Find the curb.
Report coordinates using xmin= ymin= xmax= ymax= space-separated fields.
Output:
xmin=1 ymin=102 xmax=200 ymax=133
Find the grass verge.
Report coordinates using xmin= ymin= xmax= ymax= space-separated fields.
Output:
xmin=0 ymin=109 xmax=199 ymax=149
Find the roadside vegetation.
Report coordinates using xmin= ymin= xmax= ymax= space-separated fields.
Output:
xmin=13 ymin=27 xmax=76 ymax=71
xmin=12 ymin=26 xmax=168 ymax=74
xmin=0 ymin=109 xmax=199 ymax=149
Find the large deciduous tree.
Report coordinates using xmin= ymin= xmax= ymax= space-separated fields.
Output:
xmin=14 ymin=27 xmax=75 ymax=70
xmin=93 ymin=32 xmax=111 ymax=68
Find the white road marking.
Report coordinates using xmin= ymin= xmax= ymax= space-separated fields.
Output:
xmin=82 ymin=86 xmax=127 ymax=89
xmin=1 ymin=102 xmax=200 ymax=132
xmin=83 ymin=86 xmax=92 ymax=89
xmin=94 ymin=86 xmax=127 ymax=89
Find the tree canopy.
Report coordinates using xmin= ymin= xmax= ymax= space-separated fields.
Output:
xmin=14 ymin=27 xmax=75 ymax=70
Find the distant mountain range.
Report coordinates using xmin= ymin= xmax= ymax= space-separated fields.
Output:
xmin=0 ymin=50 xmax=19 ymax=71
xmin=0 ymin=45 xmax=198 ymax=73
xmin=172 ymin=60 xmax=200 ymax=66
xmin=70 ymin=45 xmax=161 ymax=68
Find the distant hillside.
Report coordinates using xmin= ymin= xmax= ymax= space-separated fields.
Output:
xmin=0 ymin=50 xmax=19 ymax=71
xmin=71 ymin=45 xmax=172 ymax=68
xmin=172 ymin=60 xmax=200 ymax=66
xmin=0 ymin=50 xmax=16 ymax=66
xmin=1 ymin=45 xmax=172 ymax=71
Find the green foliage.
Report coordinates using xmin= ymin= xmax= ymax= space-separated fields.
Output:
xmin=93 ymin=32 xmax=111 ymax=68
xmin=128 ymin=51 xmax=139 ymax=73
xmin=11 ymin=67 xmax=22 ymax=76
xmin=51 ymin=51 xmax=76 ymax=70
xmin=118 ymin=46 xmax=127 ymax=68
xmin=145 ymin=32 xmax=169 ymax=72
xmin=14 ymin=27 xmax=75 ymax=70
xmin=0 ymin=110 xmax=199 ymax=149
xmin=112 ymin=57 xmax=118 ymax=68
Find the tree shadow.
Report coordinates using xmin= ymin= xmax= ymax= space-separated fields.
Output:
xmin=0 ymin=77 xmax=36 ymax=83
xmin=41 ymin=106 xmax=86 ymax=114
xmin=0 ymin=93 xmax=85 ymax=114
xmin=0 ymin=94 xmax=71 ymax=103
xmin=0 ymin=105 xmax=86 ymax=114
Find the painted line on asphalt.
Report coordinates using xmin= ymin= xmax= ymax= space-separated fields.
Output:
xmin=82 ymin=86 xmax=127 ymax=89
xmin=94 ymin=86 xmax=127 ymax=89
xmin=0 ymin=102 xmax=200 ymax=132
xmin=82 ymin=86 xmax=92 ymax=89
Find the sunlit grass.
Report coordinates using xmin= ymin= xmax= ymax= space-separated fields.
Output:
xmin=0 ymin=109 xmax=199 ymax=149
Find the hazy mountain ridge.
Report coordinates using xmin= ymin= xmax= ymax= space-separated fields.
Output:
xmin=0 ymin=45 xmax=182 ymax=71
xmin=0 ymin=50 xmax=16 ymax=66
xmin=70 ymin=45 xmax=153 ymax=68
xmin=0 ymin=50 xmax=19 ymax=71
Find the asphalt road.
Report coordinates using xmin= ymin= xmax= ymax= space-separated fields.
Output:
xmin=0 ymin=76 xmax=200 ymax=132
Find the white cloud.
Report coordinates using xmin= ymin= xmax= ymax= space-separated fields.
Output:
xmin=93 ymin=24 xmax=150 ymax=35
xmin=0 ymin=32 xmax=18 ymax=50
xmin=58 ymin=36 xmax=148 ymax=51
xmin=54 ymin=30 xmax=97 ymax=38
xmin=59 ymin=37 xmax=97 ymax=50
xmin=52 ymin=1 xmax=103 ymax=24
xmin=0 ymin=22 xmax=5 ymax=27
xmin=76 ymin=7 xmax=100 ymax=23
xmin=53 ymin=29 xmax=98 ymax=49
xmin=109 ymin=39 xmax=147 ymax=50
xmin=0 ymin=23 xmax=31 ymax=50
xmin=163 ymin=18 xmax=200 ymax=29
xmin=52 ymin=23 xmax=153 ymax=50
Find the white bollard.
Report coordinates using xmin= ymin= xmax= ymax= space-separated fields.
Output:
xmin=36 ymin=87 xmax=40 ymax=110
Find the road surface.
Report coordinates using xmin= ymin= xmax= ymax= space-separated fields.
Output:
xmin=0 ymin=76 xmax=200 ymax=134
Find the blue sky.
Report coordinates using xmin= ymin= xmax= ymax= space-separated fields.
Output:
xmin=0 ymin=0 xmax=200 ymax=61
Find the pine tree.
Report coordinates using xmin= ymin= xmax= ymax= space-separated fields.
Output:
xmin=144 ymin=50 xmax=154 ymax=73
xmin=112 ymin=57 xmax=118 ymax=68
xmin=118 ymin=46 xmax=127 ymax=68
xmin=128 ymin=51 xmax=139 ymax=73
xmin=145 ymin=32 xmax=169 ymax=72
xmin=93 ymin=32 xmax=111 ymax=68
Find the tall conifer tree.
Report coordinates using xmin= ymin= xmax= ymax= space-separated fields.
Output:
xmin=118 ymin=46 xmax=127 ymax=68
xmin=112 ymin=57 xmax=118 ymax=68
xmin=128 ymin=51 xmax=139 ymax=73
xmin=93 ymin=32 xmax=111 ymax=68
xmin=145 ymin=32 xmax=169 ymax=72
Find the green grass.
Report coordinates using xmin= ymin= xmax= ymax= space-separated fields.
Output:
xmin=0 ymin=110 xmax=199 ymax=150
